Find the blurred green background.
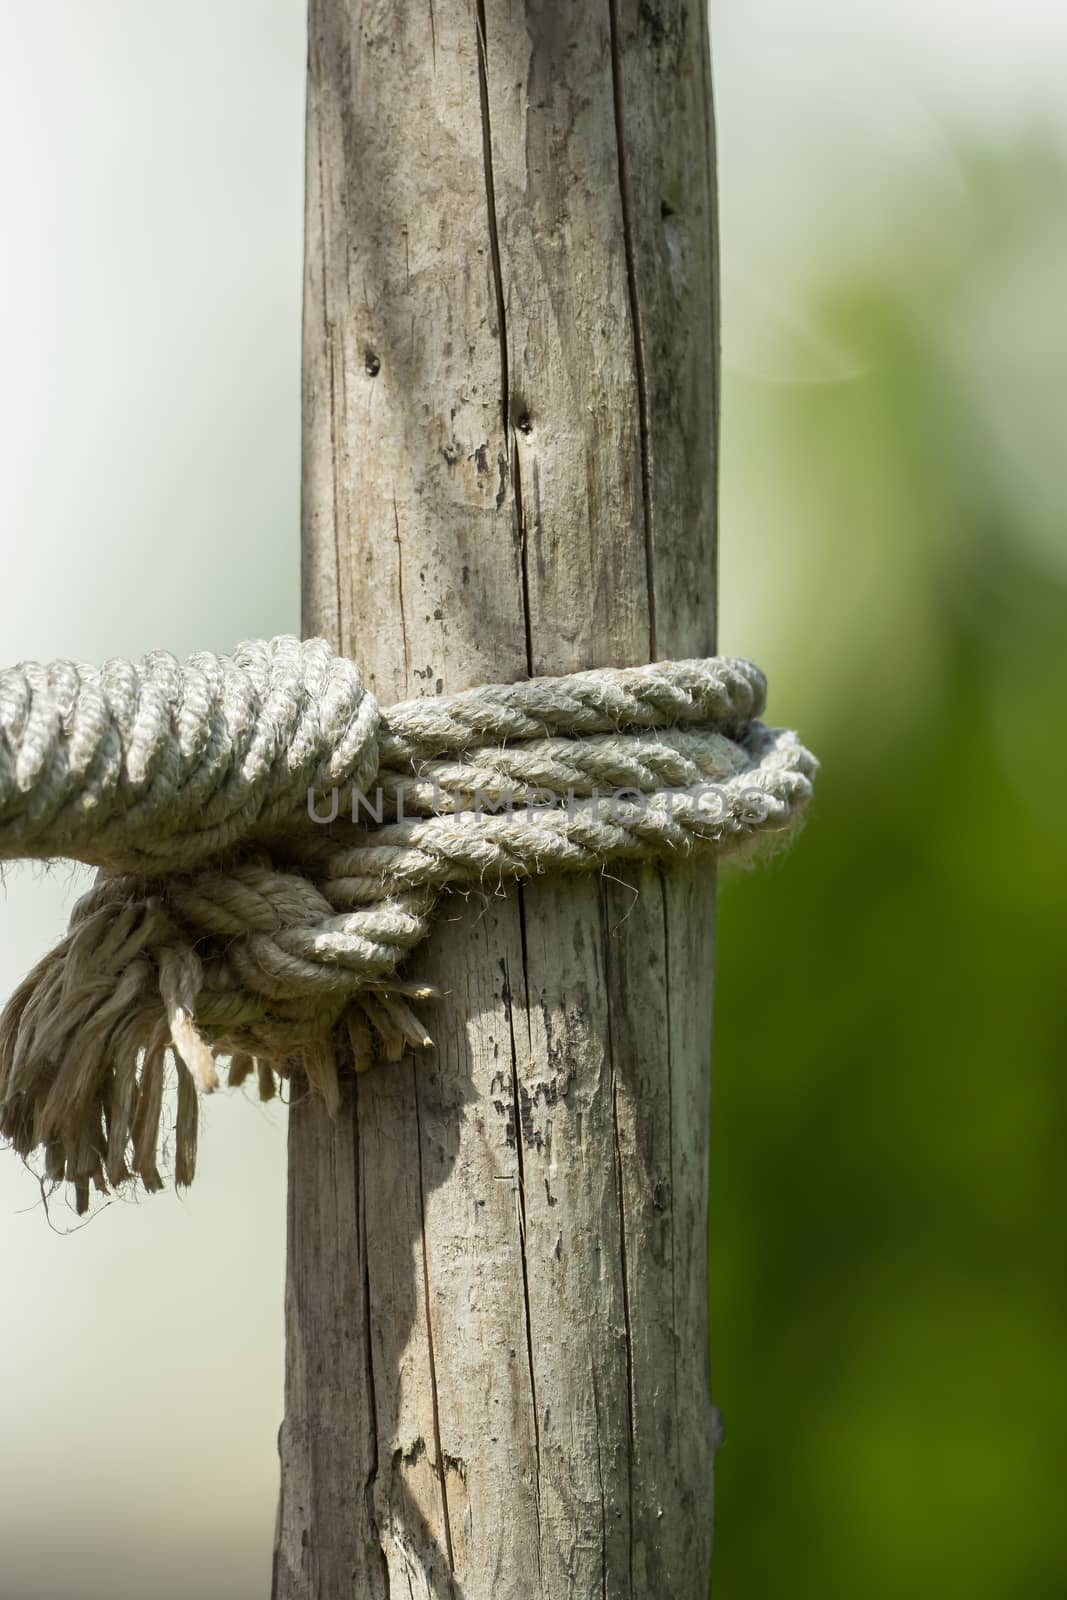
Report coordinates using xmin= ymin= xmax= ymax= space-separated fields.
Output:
xmin=1 ymin=3 xmax=1064 ymax=1597
xmin=713 ymin=137 xmax=1067 ymax=1599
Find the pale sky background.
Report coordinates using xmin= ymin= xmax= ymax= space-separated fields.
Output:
xmin=0 ymin=4 xmax=1062 ymax=1596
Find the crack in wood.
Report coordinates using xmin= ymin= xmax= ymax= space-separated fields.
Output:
xmin=474 ymin=0 xmax=509 ymax=437
xmin=602 ymin=890 xmax=637 ymax=1600
xmin=357 ymin=1087 xmax=391 ymax=1592
xmin=502 ymin=921 xmax=545 ymax=1585
xmin=657 ymin=870 xmax=680 ymax=1414
xmin=607 ymin=0 xmax=657 ymax=663
xmin=392 ymin=489 xmax=412 ymax=688
xmin=414 ymin=1071 xmax=457 ymax=1576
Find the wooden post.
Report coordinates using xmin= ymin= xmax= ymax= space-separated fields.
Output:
xmin=272 ymin=3 xmax=720 ymax=1596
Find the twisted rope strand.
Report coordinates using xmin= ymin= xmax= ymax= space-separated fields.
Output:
xmin=0 ymin=636 xmax=816 ymax=1208
xmin=0 ymin=637 xmax=378 ymax=872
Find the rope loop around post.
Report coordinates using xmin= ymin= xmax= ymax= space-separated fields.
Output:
xmin=0 ymin=636 xmax=816 ymax=1209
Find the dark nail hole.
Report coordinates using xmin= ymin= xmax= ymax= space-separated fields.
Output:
xmin=516 ymin=412 xmax=533 ymax=436
xmin=660 ymin=199 xmax=676 ymax=220
xmin=364 ymin=350 xmax=381 ymax=377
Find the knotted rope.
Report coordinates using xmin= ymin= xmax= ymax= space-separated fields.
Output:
xmin=0 ymin=636 xmax=815 ymax=1209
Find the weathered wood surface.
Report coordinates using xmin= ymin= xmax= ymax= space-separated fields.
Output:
xmin=273 ymin=2 xmax=720 ymax=1596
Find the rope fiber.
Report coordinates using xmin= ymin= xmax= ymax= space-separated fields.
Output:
xmin=0 ymin=636 xmax=816 ymax=1208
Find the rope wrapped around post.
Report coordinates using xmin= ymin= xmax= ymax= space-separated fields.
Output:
xmin=0 ymin=636 xmax=816 ymax=1210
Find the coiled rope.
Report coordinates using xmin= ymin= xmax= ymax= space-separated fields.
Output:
xmin=0 ymin=636 xmax=815 ymax=1209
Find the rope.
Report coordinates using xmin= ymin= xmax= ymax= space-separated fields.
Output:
xmin=0 ymin=636 xmax=816 ymax=1209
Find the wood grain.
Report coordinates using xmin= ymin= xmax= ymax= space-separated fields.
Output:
xmin=273 ymin=3 xmax=721 ymax=1594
